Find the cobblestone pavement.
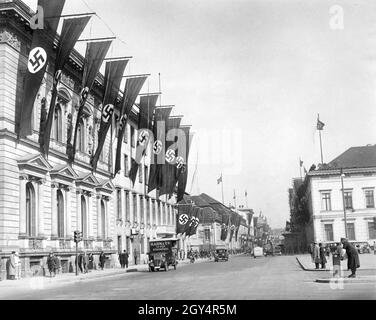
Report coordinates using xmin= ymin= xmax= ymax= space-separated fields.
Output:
xmin=2 ymin=255 xmax=376 ymax=300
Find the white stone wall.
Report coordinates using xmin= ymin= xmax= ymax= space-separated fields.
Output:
xmin=309 ymin=172 xmax=376 ymax=244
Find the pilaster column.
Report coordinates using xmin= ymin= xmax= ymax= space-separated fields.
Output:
xmin=37 ymin=179 xmax=46 ymax=237
xmin=65 ymin=187 xmax=72 ymax=238
xmin=51 ymin=183 xmax=58 ymax=238
xmin=76 ymin=189 xmax=82 ymax=232
xmin=18 ymin=175 xmax=28 ymax=237
xmin=121 ymin=189 xmax=126 ymax=222
xmin=105 ymin=196 xmax=110 ymax=239
xmin=96 ymin=194 xmax=102 ymax=239
xmin=130 ymin=192 xmax=135 ymax=224
xmin=87 ymin=191 xmax=93 ymax=238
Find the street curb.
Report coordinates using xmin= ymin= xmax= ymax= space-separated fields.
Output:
xmin=315 ymin=277 xmax=376 ymax=284
xmin=296 ymin=257 xmax=376 ymax=272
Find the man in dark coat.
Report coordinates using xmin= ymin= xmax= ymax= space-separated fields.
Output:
xmin=319 ymin=243 xmax=327 ymax=269
xmin=341 ymin=238 xmax=360 ymax=278
xmin=75 ymin=253 xmax=84 ymax=273
xmin=99 ymin=252 xmax=106 ymax=270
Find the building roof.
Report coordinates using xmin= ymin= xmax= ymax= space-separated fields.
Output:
xmin=328 ymin=145 xmax=376 ymax=169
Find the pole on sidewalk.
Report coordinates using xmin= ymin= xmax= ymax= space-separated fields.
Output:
xmin=340 ymin=169 xmax=348 ymax=238
xmin=75 ymin=235 xmax=78 ymax=276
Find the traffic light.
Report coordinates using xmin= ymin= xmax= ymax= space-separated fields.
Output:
xmin=74 ymin=230 xmax=82 ymax=243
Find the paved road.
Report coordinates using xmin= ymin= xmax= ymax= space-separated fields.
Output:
xmin=4 ymin=255 xmax=376 ymax=300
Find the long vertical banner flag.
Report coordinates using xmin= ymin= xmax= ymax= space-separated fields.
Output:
xmin=159 ymin=116 xmax=183 ymax=197
xmin=229 ymin=213 xmax=237 ymax=242
xmin=114 ymin=76 xmax=148 ymax=175
xmin=17 ymin=0 xmax=66 ymax=138
xmin=186 ymin=206 xmax=200 ymax=237
xmin=177 ymin=204 xmax=192 ymax=235
xmin=68 ymin=41 xmax=112 ymax=162
xmin=129 ymin=94 xmax=159 ymax=185
xmin=91 ymin=59 xmax=128 ymax=171
xmin=40 ymin=16 xmax=91 ymax=156
xmin=147 ymin=107 xmax=173 ymax=193
xmin=176 ymin=127 xmax=193 ymax=202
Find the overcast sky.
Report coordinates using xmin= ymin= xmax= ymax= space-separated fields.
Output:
xmin=24 ymin=0 xmax=376 ymax=228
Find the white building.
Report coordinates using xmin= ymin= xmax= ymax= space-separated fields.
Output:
xmin=306 ymin=145 xmax=376 ymax=245
xmin=0 ymin=0 xmax=177 ymax=279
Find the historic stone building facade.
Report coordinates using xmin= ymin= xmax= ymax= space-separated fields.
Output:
xmin=306 ymin=146 xmax=376 ymax=245
xmin=0 ymin=0 xmax=177 ymax=279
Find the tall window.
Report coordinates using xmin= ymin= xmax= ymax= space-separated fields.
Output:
xmin=133 ymin=194 xmax=137 ymax=221
xmin=57 ymin=190 xmax=65 ymax=238
xmin=157 ymin=201 xmax=161 ymax=225
xmin=146 ymin=198 xmax=150 ymax=224
xmin=101 ymin=200 xmax=106 ymax=239
xmin=368 ymin=222 xmax=376 ymax=239
xmin=145 ymin=165 xmax=149 ymax=186
xmin=77 ymin=120 xmax=85 ymax=153
xmin=81 ymin=196 xmax=87 ymax=238
xmin=365 ymin=190 xmax=375 ymax=208
xmin=26 ymin=182 xmax=36 ymax=237
xmin=152 ymin=200 xmax=156 ymax=224
xmin=344 ymin=191 xmax=353 ymax=210
xmin=139 ymin=164 xmax=143 ymax=183
xmin=53 ymin=104 xmax=63 ymax=142
xmin=140 ymin=196 xmax=144 ymax=223
xmin=124 ymin=155 xmax=129 ymax=177
xmin=324 ymin=224 xmax=333 ymax=241
xmin=117 ymin=189 xmax=122 ymax=220
xmin=347 ymin=223 xmax=356 ymax=240
xmin=131 ymin=126 xmax=135 ymax=147
xmin=125 ymin=191 xmax=130 ymax=221
xmin=321 ymin=192 xmax=331 ymax=211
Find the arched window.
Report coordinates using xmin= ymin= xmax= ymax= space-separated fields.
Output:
xmin=101 ymin=200 xmax=106 ymax=239
xmin=57 ymin=190 xmax=65 ymax=238
xmin=26 ymin=182 xmax=36 ymax=237
xmin=81 ymin=196 xmax=87 ymax=238
xmin=53 ymin=104 xmax=63 ymax=142
xmin=77 ymin=120 xmax=85 ymax=153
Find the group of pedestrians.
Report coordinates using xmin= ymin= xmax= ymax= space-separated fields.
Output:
xmin=46 ymin=252 xmax=61 ymax=277
xmin=310 ymin=238 xmax=360 ymax=278
xmin=118 ymin=250 xmax=129 ymax=269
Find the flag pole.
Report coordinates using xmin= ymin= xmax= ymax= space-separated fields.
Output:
xmin=221 ymin=173 xmax=225 ymax=205
xmin=245 ymin=191 xmax=248 ymax=208
xmin=299 ymin=158 xmax=302 ymax=180
xmin=233 ymin=190 xmax=237 ymax=210
xmin=318 ymin=114 xmax=324 ymax=165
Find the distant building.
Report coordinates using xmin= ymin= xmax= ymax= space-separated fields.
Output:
xmin=306 ymin=145 xmax=376 ymax=244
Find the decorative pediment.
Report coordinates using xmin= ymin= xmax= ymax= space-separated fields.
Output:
xmin=76 ymin=172 xmax=100 ymax=189
xmin=96 ymin=179 xmax=115 ymax=195
xmin=17 ymin=154 xmax=52 ymax=178
xmin=50 ymin=165 xmax=78 ymax=184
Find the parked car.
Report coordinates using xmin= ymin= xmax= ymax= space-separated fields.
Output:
xmin=350 ymin=241 xmax=371 ymax=254
xmin=273 ymin=246 xmax=282 ymax=256
xmin=253 ymin=246 xmax=264 ymax=258
xmin=214 ymin=248 xmax=229 ymax=262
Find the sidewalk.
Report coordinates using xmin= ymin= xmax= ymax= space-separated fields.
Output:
xmin=296 ymin=253 xmax=376 ymax=272
xmin=315 ymin=275 xmax=376 ymax=284
xmin=0 ymin=258 xmax=210 ymax=293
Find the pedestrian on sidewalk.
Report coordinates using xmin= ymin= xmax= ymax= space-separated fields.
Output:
xmin=332 ymin=243 xmax=343 ymax=278
xmin=54 ymin=254 xmax=61 ymax=275
xmin=47 ymin=253 xmax=56 ymax=277
xmin=124 ymin=250 xmax=129 ymax=268
xmin=341 ymin=238 xmax=360 ymax=278
xmin=133 ymin=248 xmax=138 ymax=265
xmin=312 ymin=242 xmax=320 ymax=269
xmin=76 ymin=252 xmax=84 ymax=273
xmin=88 ymin=253 xmax=94 ymax=271
xmin=99 ymin=251 xmax=106 ymax=270
xmin=14 ymin=252 xmax=21 ymax=280
xmin=319 ymin=243 xmax=327 ymax=269
xmin=7 ymin=252 xmax=16 ymax=280
xmin=83 ymin=251 xmax=89 ymax=273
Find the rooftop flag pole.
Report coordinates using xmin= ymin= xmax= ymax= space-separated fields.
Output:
xmin=299 ymin=158 xmax=303 ymax=180
xmin=317 ymin=114 xmax=325 ymax=165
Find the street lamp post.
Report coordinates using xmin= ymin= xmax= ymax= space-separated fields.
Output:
xmin=340 ymin=168 xmax=348 ymax=238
